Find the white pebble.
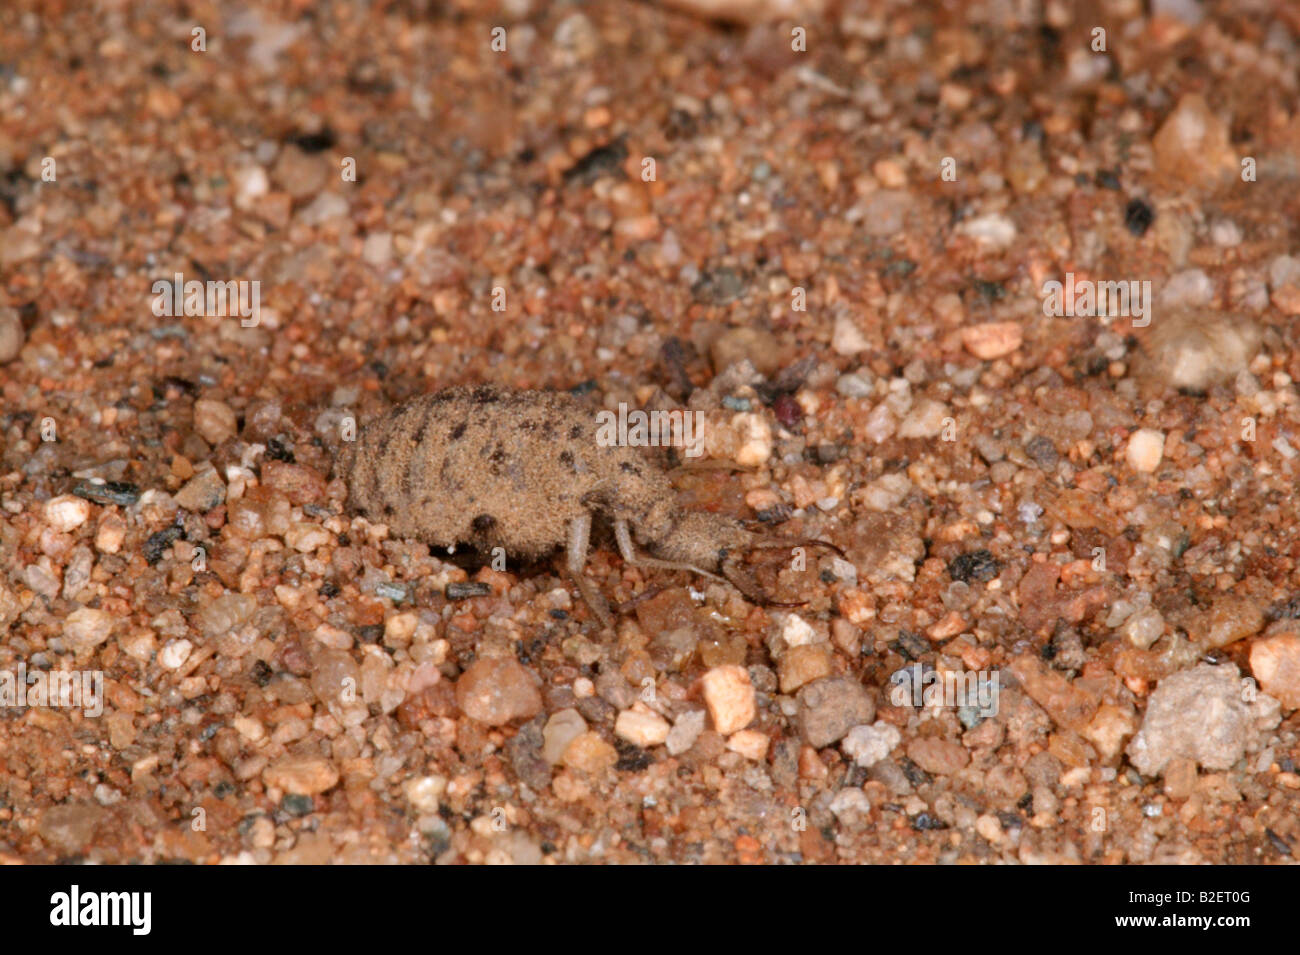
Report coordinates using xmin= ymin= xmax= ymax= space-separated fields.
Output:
xmin=1126 ymin=428 xmax=1165 ymax=473
xmin=666 ymin=708 xmax=706 ymax=756
xmin=730 ymin=413 xmax=773 ymax=468
xmin=159 ymin=639 xmax=194 ymax=670
xmin=831 ymin=316 xmax=871 ymax=356
xmin=780 ymin=613 xmax=820 ymax=648
xmin=44 ymin=495 xmax=91 ymax=532
xmin=957 ymin=212 xmax=1016 ymax=248
xmin=615 ymin=708 xmax=671 ymax=748
xmin=842 ymin=721 xmax=901 ymax=767
xmin=700 ymin=666 xmax=755 ymax=735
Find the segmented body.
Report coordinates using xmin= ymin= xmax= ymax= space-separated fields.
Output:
xmin=341 ymin=384 xmax=678 ymax=558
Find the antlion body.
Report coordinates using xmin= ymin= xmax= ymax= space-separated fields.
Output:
xmin=341 ymin=384 xmax=836 ymax=624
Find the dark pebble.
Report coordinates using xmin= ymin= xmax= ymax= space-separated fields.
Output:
xmin=1124 ymin=198 xmax=1154 ymax=237
xmin=772 ymin=394 xmax=802 ymax=429
xmin=1266 ymin=596 xmax=1300 ymax=620
xmin=899 ymin=756 xmax=932 ymax=788
xmin=890 ymin=630 xmax=930 ymax=661
xmin=947 ymin=549 xmax=1000 ymax=583
xmin=265 ymin=437 xmax=295 ymax=462
xmin=691 ymin=266 xmax=746 ymax=305
xmin=281 ymin=794 xmax=315 ymax=817
xmin=72 ymin=479 xmax=140 ymax=507
xmin=356 ymin=624 xmax=384 ymax=643
xmin=446 ymin=581 xmax=492 ymax=600
xmin=615 ymin=739 xmax=653 ymax=772
xmin=250 ymin=659 xmax=273 ymax=687
xmin=1024 ymin=435 xmax=1059 ymax=470
xmin=506 ymin=716 xmax=552 ymax=792
xmin=144 ymin=525 xmax=184 ymax=564
xmin=563 ymin=134 xmax=628 ymax=185
xmin=319 ymin=581 xmax=340 ymax=598
xmin=1095 ymin=169 xmax=1121 ymax=190
xmin=755 ymin=503 xmax=794 ymax=524
xmin=290 ymin=127 xmax=336 ymax=153
xmin=910 ymin=812 xmax=948 ymax=831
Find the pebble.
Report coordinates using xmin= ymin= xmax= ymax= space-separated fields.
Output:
xmin=778 ymin=644 xmax=833 ymax=693
xmin=64 ymin=607 xmax=116 ymax=653
xmin=0 ymin=224 xmax=40 ymax=266
xmin=700 ymin=665 xmax=756 ymax=735
xmin=975 ymin=813 xmax=1005 ymax=844
xmin=835 ymin=370 xmax=875 ymax=398
xmin=779 ymin=613 xmax=819 ymax=648
xmin=263 ymin=756 xmax=340 ymax=795
xmin=1197 ymin=595 xmax=1265 ymax=648
xmin=446 ymin=581 xmax=492 ymax=600
xmin=233 ymin=164 xmax=269 ymax=207
xmin=73 ymin=480 xmax=140 ymax=507
xmin=1082 ymin=704 xmax=1138 ymax=762
xmin=562 ymin=732 xmax=619 ymax=775
xmin=196 ymin=593 xmax=257 ymax=638
xmin=796 ymin=676 xmax=875 ymax=747
xmin=907 ymin=737 xmax=971 ymax=775
xmin=44 ymin=495 xmax=91 ymax=532
xmin=726 ymin=729 xmax=769 ymax=761
xmin=37 ymin=803 xmax=104 ymax=853
xmin=158 ymin=638 xmax=193 ymax=670
xmin=1120 ymin=606 xmax=1165 ymax=649
xmin=455 ymin=658 xmax=543 ymax=726
xmin=828 ymin=787 xmax=872 ymax=821
xmin=1126 ymin=663 xmax=1281 ymax=776
xmin=1009 ymin=655 xmax=1098 ymax=731
xmin=709 ymin=327 xmax=784 ymax=377
xmin=842 ymin=721 xmax=901 ymax=767
xmin=1158 ymin=269 xmax=1214 ymax=309
xmin=1152 ymin=93 xmax=1236 ymax=185
xmin=362 ymin=232 xmax=392 ymax=267
xmin=862 ymin=402 xmax=897 ymax=443
xmin=897 ymin=398 xmax=950 ymax=439
xmin=1125 ymin=428 xmax=1165 ymax=473
xmin=0 ymin=306 xmax=24 ymax=362
xmin=1142 ymin=310 xmax=1260 ymax=391
xmin=1268 ymin=254 xmax=1300 ymax=315
xmin=831 ymin=315 xmax=871 ymax=356
xmin=856 ymin=184 xmax=913 ymax=229
xmin=404 ymin=775 xmax=446 ymax=814
xmin=285 ymin=522 xmax=332 ymax=553
xmin=961 ymin=321 xmax=1022 ymax=360
xmin=1249 ymin=630 xmax=1300 ymax=710
xmin=957 ymin=212 xmax=1017 ymax=248
xmin=859 ymin=472 xmax=912 ymax=511
xmin=193 ymin=398 xmax=239 ymax=446
xmin=261 ymin=461 xmax=327 ymax=504
xmin=174 ymin=466 xmax=226 ymax=512
xmin=666 ymin=708 xmax=707 ymax=756
xmin=729 ymin=413 xmax=772 ymax=468
xmin=615 ymin=707 xmax=671 ymax=748
xmin=1210 ymin=219 xmax=1242 ymax=247
xmin=543 ymin=708 xmax=589 ymax=764
xmin=383 ymin=612 xmax=418 ymax=646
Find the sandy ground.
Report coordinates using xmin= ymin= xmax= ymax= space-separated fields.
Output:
xmin=2 ymin=0 xmax=1300 ymax=864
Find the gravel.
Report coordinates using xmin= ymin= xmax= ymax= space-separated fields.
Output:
xmin=3 ymin=0 xmax=1299 ymax=867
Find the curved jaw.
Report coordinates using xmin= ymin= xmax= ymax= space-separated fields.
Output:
xmin=721 ymin=537 xmax=845 ymax=608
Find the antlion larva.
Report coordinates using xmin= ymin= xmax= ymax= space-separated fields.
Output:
xmin=339 ymin=384 xmax=840 ymax=624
